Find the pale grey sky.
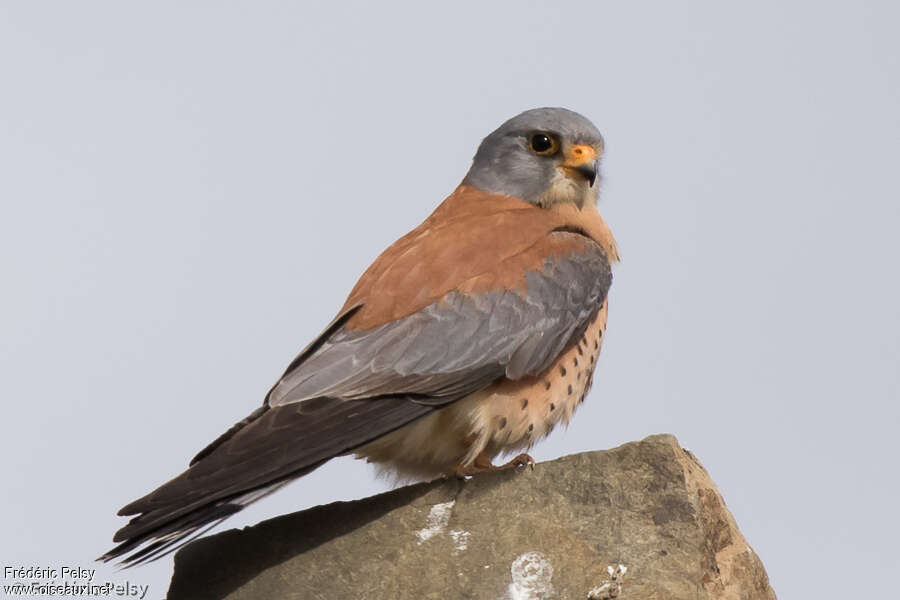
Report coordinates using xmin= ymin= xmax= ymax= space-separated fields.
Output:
xmin=2 ymin=1 xmax=898 ymax=598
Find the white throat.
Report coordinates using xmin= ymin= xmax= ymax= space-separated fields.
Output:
xmin=536 ymin=168 xmax=599 ymax=208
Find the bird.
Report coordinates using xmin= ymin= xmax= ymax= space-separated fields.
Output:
xmin=101 ymin=107 xmax=620 ymax=566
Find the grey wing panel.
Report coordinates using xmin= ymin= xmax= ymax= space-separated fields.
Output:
xmin=268 ymin=233 xmax=612 ymax=407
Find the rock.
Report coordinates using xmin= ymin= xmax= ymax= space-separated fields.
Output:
xmin=167 ymin=434 xmax=776 ymax=599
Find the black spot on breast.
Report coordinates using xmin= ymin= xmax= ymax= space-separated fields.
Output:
xmin=521 ymin=398 xmax=528 ymax=409
xmin=573 ymin=357 xmax=579 ymax=367
xmin=550 ymin=403 xmax=556 ymax=411
xmin=560 ymin=366 xmax=567 ymax=376
xmin=590 ymin=354 xmax=595 ymax=363
xmin=499 ymin=417 xmax=507 ymax=430
xmin=544 ymin=380 xmax=551 ymax=390
xmin=577 ymin=346 xmax=583 ymax=356
xmin=568 ymin=384 xmax=573 ymax=395
xmin=594 ymin=340 xmax=599 ymax=349
xmin=528 ymin=424 xmax=534 ymax=432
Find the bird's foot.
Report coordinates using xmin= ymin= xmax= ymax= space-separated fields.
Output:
xmin=453 ymin=452 xmax=535 ymax=478
xmin=499 ymin=453 xmax=536 ymax=471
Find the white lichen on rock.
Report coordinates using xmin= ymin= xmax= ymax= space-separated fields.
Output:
xmin=587 ymin=564 xmax=628 ymax=599
xmin=449 ymin=529 xmax=471 ymax=552
xmin=507 ymin=551 xmax=554 ymax=600
xmin=416 ymin=500 xmax=455 ymax=545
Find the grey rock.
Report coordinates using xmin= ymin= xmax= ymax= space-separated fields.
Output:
xmin=167 ymin=434 xmax=776 ymax=599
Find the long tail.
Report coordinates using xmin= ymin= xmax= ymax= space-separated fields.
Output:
xmin=99 ymin=395 xmax=433 ymax=566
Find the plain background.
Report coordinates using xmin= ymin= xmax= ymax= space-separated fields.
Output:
xmin=2 ymin=1 xmax=898 ymax=598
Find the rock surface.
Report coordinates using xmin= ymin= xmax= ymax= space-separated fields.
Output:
xmin=167 ymin=434 xmax=776 ymax=599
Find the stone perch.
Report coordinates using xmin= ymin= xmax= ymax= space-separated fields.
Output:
xmin=167 ymin=434 xmax=776 ymax=599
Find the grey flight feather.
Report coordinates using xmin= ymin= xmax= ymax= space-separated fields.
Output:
xmin=267 ymin=231 xmax=612 ymax=406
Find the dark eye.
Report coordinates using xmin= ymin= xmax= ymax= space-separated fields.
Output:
xmin=529 ymin=133 xmax=558 ymax=155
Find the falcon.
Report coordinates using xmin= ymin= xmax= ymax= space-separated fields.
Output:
xmin=101 ymin=107 xmax=620 ymax=565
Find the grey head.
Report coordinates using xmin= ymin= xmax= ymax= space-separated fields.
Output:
xmin=462 ymin=107 xmax=605 ymax=208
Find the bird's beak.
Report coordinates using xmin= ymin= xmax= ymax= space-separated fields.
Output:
xmin=561 ymin=144 xmax=598 ymax=186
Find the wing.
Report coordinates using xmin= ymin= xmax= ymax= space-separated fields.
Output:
xmin=103 ymin=188 xmax=614 ymax=565
xmin=269 ymin=187 xmax=615 ymax=406
xmin=267 ymin=232 xmax=612 ymax=406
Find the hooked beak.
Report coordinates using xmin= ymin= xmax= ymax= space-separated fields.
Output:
xmin=561 ymin=144 xmax=599 ymax=186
